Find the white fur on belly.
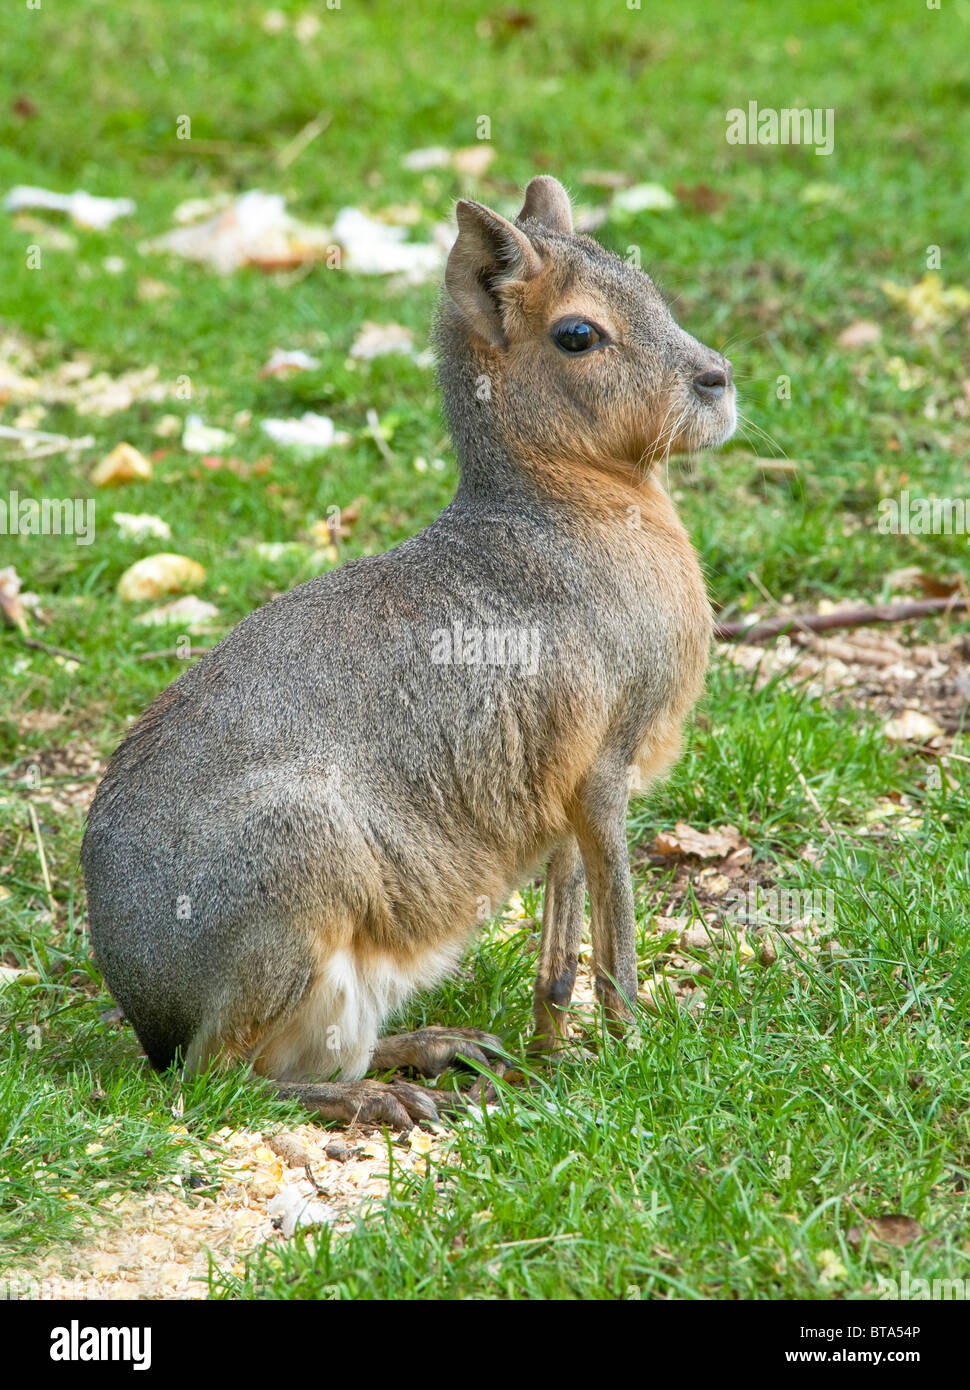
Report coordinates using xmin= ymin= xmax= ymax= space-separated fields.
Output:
xmin=257 ymin=941 xmax=462 ymax=1082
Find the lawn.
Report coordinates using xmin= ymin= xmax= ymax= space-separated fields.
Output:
xmin=1 ymin=0 xmax=969 ymax=1301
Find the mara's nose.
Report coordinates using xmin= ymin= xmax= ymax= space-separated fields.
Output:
xmin=693 ymin=362 xmax=733 ymax=398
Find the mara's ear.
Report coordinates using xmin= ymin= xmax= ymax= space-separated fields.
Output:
xmin=516 ymin=175 xmax=573 ymax=236
xmin=445 ymin=199 xmax=542 ymax=347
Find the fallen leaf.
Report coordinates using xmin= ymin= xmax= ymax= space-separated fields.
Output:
xmin=816 ymin=1248 xmax=848 ymax=1285
xmin=118 ymin=554 xmax=206 ymax=603
xmin=4 ymin=185 xmax=135 ymax=229
xmin=142 ymin=190 xmax=334 ymax=274
xmin=332 ymin=207 xmax=449 ymax=280
xmin=578 ymin=170 xmax=632 ymax=190
xmin=652 ymin=822 xmax=744 ymax=859
xmin=881 ymin=273 xmax=970 ymax=332
xmin=91 ymin=443 xmax=152 ymax=487
xmin=883 ymin=710 xmax=944 ymax=743
xmin=847 ymin=1214 xmax=923 ymax=1249
xmin=400 ymin=146 xmax=452 ymax=172
xmin=137 ymin=277 xmax=174 ymax=302
xmin=264 ymin=1132 xmax=314 ymax=1169
xmin=113 ymin=511 xmax=171 ymax=542
xmin=182 ymin=414 xmax=235 ymax=454
xmin=673 ymin=183 xmax=729 ymax=214
xmin=265 ymin=1184 xmax=334 ymax=1238
xmin=257 ymin=348 xmax=321 ymax=378
xmin=609 ymin=183 xmax=676 ymax=215
xmin=759 ymin=935 xmax=778 ymax=966
xmin=680 ymin=923 xmax=723 ymax=951
xmin=450 ymin=145 xmax=495 ymax=177
xmin=135 ymin=595 xmax=218 ymax=628
xmin=0 ymin=566 xmax=29 ymax=635
xmin=837 ymin=319 xmax=882 ymax=349
xmin=401 ymin=145 xmax=495 ymax=177
xmin=886 ymin=568 xmax=963 ymax=599
xmin=349 ymin=322 xmax=417 ymax=361
xmin=260 ymin=413 xmax=349 ymax=449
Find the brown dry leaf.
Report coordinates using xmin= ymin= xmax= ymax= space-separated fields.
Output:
xmin=887 ymin=567 xmax=963 ymax=598
xmin=264 ymin=1132 xmax=314 ymax=1169
xmin=680 ymin=923 xmax=723 ymax=951
xmin=759 ymin=934 xmax=778 ymax=966
xmin=870 ymin=1215 xmax=923 ymax=1246
xmin=90 ymin=442 xmax=153 ymax=487
xmin=673 ymin=182 xmax=729 ymax=214
xmin=650 ymin=915 xmax=690 ymax=936
xmin=117 ymin=553 xmax=206 ymax=602
xmin=0 ymin=565 xmax=29 ymax=635
xmin=653 ymin=822 xmax=745 ymax=859
xmin=916 ymin=573 xmax=963 ymax=599
xmin=847 ymin=1214 xmax=923 ymax=1249
xmin=837 ymin=319 xmax=882 ymax=349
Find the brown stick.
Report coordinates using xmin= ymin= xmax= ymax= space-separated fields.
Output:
xmin=136 ymin=646 xmax=211 ymax=661
xmin=27 ymin=802 xmax=56 ymax=918
xmin=714 ymin=596 xmax=970 ymax=645
xmin=22 ymin=637 xmax=86 ymax=664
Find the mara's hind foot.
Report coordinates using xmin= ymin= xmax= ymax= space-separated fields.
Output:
xmin=370 ymin=1025 xmax=507 ymax=1078
xmin=274 ymin=1077 xmax=460 ymax=1130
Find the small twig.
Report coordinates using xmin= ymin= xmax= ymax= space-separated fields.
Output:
xmin=365 ymin=408 xmax=395 ymax=465
xmin=21 ymin=636 xmax=86 ymax=664
xmin=745 ymin=570 xmax=818 ymax=643
xmin=490 ymin=1232 xmax=580 ymax=1251
xmin=303 ymin=1163 xmax=326 ymax=1195
xmin=715 ymin=595 xmax=970 ymax=644
xmin=136 ymin=646 xmax=211 ymax=662
xmin=173 ymin=139 xmax=269 ymax=154
xmin=788 ymin=755 xmax=837 ymax=842
xmin=0 ymin=423 xmax=94 ymax=459
xmin=276 ymin=109 xmax=333 ymax=170
xmin=27 ymin=802 xmax=56 ymax=918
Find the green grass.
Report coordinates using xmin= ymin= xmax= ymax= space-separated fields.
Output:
xmin=1 ymin=0 xmax=969 ymax=1299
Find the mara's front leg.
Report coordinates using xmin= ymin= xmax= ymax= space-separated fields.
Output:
xmin=573 ymin=772 xmax=638 ymax=1031
xmin=529 ymin=836 xmax=586 ymax=1053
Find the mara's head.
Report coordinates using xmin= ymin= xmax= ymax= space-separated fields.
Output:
xmin=436 ymin=175 xmax=736 ymax=481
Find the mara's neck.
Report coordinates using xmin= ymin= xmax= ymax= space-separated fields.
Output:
xmin=436 ymin=314 xmax=676 ymax=528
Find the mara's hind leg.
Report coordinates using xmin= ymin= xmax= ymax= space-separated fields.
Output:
xmin=529 ymin=836 xmax=586 ymax=1054
xmin=274 ymin=1077 xmax=451 ymax=1129
xmin=370 ymin=1026 xmax=506 ymax=1077
xmin=251 ymin=945 xmax=485 ymax=1128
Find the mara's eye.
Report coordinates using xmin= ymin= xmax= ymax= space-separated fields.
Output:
xmin=552 ymin=318 xmax=604 ymax=354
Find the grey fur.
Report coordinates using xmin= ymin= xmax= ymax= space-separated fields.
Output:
xmin=81 ymin=176 xmax=735 ymax=1114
